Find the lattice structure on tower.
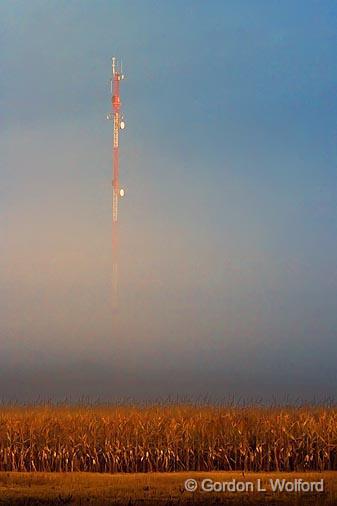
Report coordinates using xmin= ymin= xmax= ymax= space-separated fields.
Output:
xmin=107 ymin=57 xmax=125 ymax=301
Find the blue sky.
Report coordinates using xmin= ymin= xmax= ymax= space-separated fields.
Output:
xmin=1 ymin=0 xmax=337 ymax=401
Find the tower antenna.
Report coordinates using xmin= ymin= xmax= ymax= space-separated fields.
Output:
xmin=107 ymin=57 xmax=125 ymax=303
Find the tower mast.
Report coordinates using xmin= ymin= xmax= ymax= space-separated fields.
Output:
xmin=108 ymin=57 xmax=125 ymax=301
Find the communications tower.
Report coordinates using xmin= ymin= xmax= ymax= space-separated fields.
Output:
xmin=107 ymin=57 xmax=125 ymax=301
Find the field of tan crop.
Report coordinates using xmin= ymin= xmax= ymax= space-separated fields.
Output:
xmin=1 ymin=404 xmax=337 ymax=473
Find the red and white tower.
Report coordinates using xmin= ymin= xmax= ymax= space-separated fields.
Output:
xmin=107 ymin=57 xmax=125 ymax=300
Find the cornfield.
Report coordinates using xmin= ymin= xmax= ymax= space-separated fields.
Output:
xmin=0 ymin=404 xmax=337 ymax=473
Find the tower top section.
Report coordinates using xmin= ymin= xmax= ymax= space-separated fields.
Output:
xmin=112 ymin=56 xmax=125 ymax=79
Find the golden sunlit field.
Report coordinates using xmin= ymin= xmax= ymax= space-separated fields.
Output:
xmin=1 ymin=404 xmax=337 ymax=473
xmin=0 ymin=471 xmax=336 ymax=505
xmin=2 ymin=405 xmax=337 ymax=504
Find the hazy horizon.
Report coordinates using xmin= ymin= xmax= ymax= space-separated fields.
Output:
xmin=1 ymin=0 xmax=337 ymax=402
